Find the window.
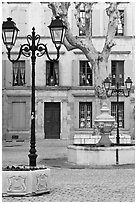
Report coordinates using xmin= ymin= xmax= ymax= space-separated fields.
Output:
xmin=80 ymin=61 xmax=92 ymax=86
xmin=79 ymin=3 xmax=86 ymax=36
xmin=46 ymin=61 xmax=59 ymax=86
xmin=79 ymin=102 xmax=92 ymax=128
xmin=12 ymin=102 xmax=26 ymax=130
xmin=111 ymin=102 xmax=124 ymax=128
xmin=115 ymin=10 xmax=124 ymax=36
xmin=111 ymin=61 xmax=124 ymax=86
xmin=13 ymin=61 xmax=25 ymax=86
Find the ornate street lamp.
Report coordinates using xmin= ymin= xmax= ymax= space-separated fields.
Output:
xmin=2 ymin=17 xmax=19 ymax=50
xmin=48 ymin=16 xmax=66 ymax=48
xmin=2 ymin=17 xmax=67 ymax=167
xmin=103 ymin=76 xmax=132 ymax=144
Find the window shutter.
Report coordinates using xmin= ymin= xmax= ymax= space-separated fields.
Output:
xmin=12 ymin=102 xmax=26 ymax=130
xmin=43 ymin=8 xmax=52 ymax=37
xmin=46 ymin=61 xmax=50 ymax=85
xmin=132 ymin=4 xmax=135 ymax=36
xmin=71 ymin=10 xmax=79 ymax=36
xmin=92 ymin=9 xmax=100 ymax=36
xmin=124 ymin=60 xmax=133 ymax=82
xmin=5 ymin=60 xmax=12 ymax=87
xmin=25 ymin=60 xmax=31 ymax=87
xmin=72 ymin=60 xmax=79 ymax=86
xmin=124 ymin=6 xmax=132 ymax=36
xmin=2 ymin=60 xmax=6 ymax=89
xmin=103 ymin=9 xmax=109 ymax=36
xmin=11 ymin=8 xmax=27 ymax=37
xmin=54 ymin=61 xmax=59 ymax=86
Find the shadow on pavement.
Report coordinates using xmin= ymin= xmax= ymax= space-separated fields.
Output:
xmin=39 ymin=157 xmax=135 ymax=169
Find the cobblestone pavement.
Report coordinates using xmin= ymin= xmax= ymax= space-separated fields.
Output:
xmin=2 ymin=140 xmax=135 ymax=202
xmin=2 ymin=167 xmax=135 ymax=202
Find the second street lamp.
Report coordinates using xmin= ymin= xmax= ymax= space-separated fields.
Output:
xmin=103 ymin=76 xmax=132 ymax=144
xmin=2 ymin=16 xmax=67 ymax=167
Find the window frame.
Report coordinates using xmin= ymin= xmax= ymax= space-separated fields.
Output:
xmin=111 ymin=102 xmax=124 ymax=128
xmin=79 ymin=3 xmax=86 ymax=36
xmin=46 ymin=60 xmax=59 ymax=86
xmin=12 ymin=60 xmax=25 ymax=86
xmin=111 ymin=60 xmax=124 ymax=86
xmin=115 ymin=10 xmax=124 ymax=36
xmin=79 ymin=102 xmax=92 ymax=128
xmin=79 ymin=61 xmax=93 ymax=86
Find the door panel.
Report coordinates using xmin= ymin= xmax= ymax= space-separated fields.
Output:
xmin=44 ymin=102 xmax=60 ymax=139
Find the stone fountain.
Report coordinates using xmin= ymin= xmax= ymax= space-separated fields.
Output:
xmin=68 ymin=102 xmax=135 ymax=165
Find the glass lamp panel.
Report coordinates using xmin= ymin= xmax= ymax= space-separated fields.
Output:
xmin=126 ymin=81 xmax=132 ymax=90
xmin=105 ymin=82 xmax=110 ymax=90
xmin=51 ymin=27 xmax=64 ymax=45
xmin=2 ymin=28 xmax=18 ymax=49
xmin=2 ymin=29 xmax=14 ymax=47
xmin=12 ymin=28 xmax=18 ymax=45
xmin=125 ymin=77 xmax=132 ymax=90
xmin=104 ymin=81 xmax=110 ymax=91
xmin=104 ymin=77 xmax=111 ymax=91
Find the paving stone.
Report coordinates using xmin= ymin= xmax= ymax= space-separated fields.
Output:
xmin=2 ymin=168 xmax=135 ymax=202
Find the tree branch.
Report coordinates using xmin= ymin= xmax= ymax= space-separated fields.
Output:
xmin=102 ymin=2 xmax=119 ymax=59
xmin=48 ymin=2 xmax=98 ymax=57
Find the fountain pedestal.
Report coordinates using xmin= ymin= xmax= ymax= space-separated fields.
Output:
xmin=94 ymin=102 xmax=116 ymax=147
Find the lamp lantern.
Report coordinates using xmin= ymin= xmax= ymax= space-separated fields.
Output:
xmin=48 ymin=16 xmax=67 ymax=47
xmin=125 ymin=77 xmax=132 ymax=91
xmin=104 ymin=77 xmax=111 ymax=91
xmin=2 ymin=17 xmax=19 ymax=50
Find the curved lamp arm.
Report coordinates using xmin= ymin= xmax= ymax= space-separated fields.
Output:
xmin=106 ymin=88 xmax=131 ymax=98
xmin=36 ymin=43 xmax=61 ymax=61
xmin=7 ymin=43 xmax=31 ymax=63
xmin=105 ymin=89 xmax=115 ymax=98
xmin=6 ymin=34 xmax=61 ymax=63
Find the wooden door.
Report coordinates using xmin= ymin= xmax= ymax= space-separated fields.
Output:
xmin=44 ymin=102 xmax=60 ymax=139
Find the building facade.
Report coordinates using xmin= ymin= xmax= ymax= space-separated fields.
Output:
xmin=2 ymin=2 xmax=135 ymax=143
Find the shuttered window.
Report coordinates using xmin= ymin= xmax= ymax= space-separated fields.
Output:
xmin=12 ymin=102 xmax=26 ymax=130
xmin=79 ymin=102 xmax=92 ymax=128
xmin=111 ymin=102 xmax=124 ymax=128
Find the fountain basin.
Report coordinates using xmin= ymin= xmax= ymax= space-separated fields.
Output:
xmin=68 ymin=145 xmax=135 ymax=165
xmin=2 ymin=167 xmax=50 ymax=197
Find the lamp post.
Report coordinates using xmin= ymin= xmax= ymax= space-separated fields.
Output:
xmin=103 ymin=76 xmax=132 ymax=144
xmin=2 ymin=17 xmax=66 ymax=167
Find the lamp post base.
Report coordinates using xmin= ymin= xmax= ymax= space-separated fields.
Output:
xmin=28 ymin=153 xmax=38 ymax=167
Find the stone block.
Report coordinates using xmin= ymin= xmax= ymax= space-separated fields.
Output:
xmin=73 ymin=138 xmax=81 ymax=144
xmin=84 ymin=139 xmax=94 ymax=144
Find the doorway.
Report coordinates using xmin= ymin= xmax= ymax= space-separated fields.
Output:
xmin=44 ymin=102 xmax=60 ymax=139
